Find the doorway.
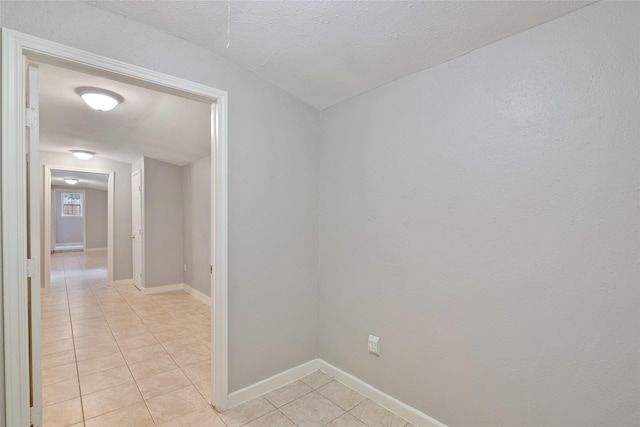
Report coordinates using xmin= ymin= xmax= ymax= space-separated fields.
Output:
xmin=43 ymin=166 xmax=115 ymax=294
xmin=1 ymin=28 xmax=229 ymax=426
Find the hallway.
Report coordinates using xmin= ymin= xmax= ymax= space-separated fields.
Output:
xmin=42 ymin=251 xmax=214 ymax=426
xmin=41 ymin=252 xmax=413 ymax=426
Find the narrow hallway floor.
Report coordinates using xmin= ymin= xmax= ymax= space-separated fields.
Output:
xmin=42 ymin=251 xmax=413 ymax=426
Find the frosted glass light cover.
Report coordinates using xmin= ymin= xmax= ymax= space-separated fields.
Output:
xmin=81 ymin=92 xmax=119 ymax=111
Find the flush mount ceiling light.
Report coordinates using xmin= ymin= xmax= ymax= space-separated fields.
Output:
xmin=64 ymin=178 xmax=79 ymax=185
xmin=71 ymin=150 xmax=96 ymax=160
xmin=76 ymin=87 xmax=124 ymax=111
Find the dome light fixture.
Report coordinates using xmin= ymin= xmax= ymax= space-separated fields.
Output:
xmin=64 ymin=178 xmax=79 ymax=185
xmin=71 ymin=150 xmax=96 ymax=160
xmin=76 ymin=87 xmax=124 ymax=112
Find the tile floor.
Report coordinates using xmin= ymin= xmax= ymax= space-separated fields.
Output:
xmin=42 ymin=251 xmax=412 ymax=426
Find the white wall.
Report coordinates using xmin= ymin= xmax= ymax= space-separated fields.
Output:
xmin=40 ymin=151 xmax=132 ymax=281
xmin=2 ymin=1 xmax=320 ymax=392
xmin=319 ymin=2 xmax=639 ymax=426
xmin=143 ymin=157 xmax=184 ymax=287
xmin=182 ymin=156 xmax=211 ymax=297
xmin=84 ymin=188 xmax=108 ymax=249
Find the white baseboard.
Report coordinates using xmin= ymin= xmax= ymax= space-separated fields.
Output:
xmin=183 ymin=284 xmax=211 ymax=306
xmin=84 ymin=247 xmax=107 ymax=252
xmin=141 ymin=283 xmax=185 ymax=295
xmin=227 ymin=359 xmax=321 ymax=408
xmin=317 ymin=360 xmax=446 ymax=427
xmin=226 ymin=358 xmax=445 ymax=427
xmin=227 ymin=359 xmax=447 ymax=427
xmin=112 ymin=278 xmax=134 ymax=286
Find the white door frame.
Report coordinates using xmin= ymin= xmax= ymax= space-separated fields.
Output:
xmin=1 ymin=28 xmax=229 ymax=425
xmin=131 ymin=168 xmax=144 ymax=291
xmin=44 ymin=166 xmax=115 ymax=293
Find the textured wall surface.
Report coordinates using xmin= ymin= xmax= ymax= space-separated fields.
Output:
xmin=2 ymin=0 xmax=319 ymax=392
xmin=84 ymin=188 xmax=108 ymax=249
xmin=319 ymin=2 xmax=639 ymax=426
xmin=183 ymin=156 xmax=212 ymax=297
xmin=143 ymin=157 xmax=184 ymax=288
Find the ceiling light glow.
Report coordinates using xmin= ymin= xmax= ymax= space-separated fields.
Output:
xmin=64 ymin=178 xmax=79 ymax=185
xmin=76 ymin=87 xmax=124 ymax=111
xmin=71 ymin=150 xmax=96 ymax=160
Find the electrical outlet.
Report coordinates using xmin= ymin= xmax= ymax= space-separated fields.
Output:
xmin=368 ymin=335 xmax=380 ymax=356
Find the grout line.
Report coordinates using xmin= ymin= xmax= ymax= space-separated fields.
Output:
xmin=65 ymin=252 xmax=88 ymax=425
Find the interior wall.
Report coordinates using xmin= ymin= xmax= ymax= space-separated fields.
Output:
xmin=3 ymin=1 xmax=319 ymax=392
xmin=143 ymin=157 xmax=184 ymax=288
xmin=40 ymin=151 xmax=132 ymax=281
xmin=182 ymin=156 xmax=211 ymax=297
xmin=84 ymin=187 xmax=108 ymax=249
xmin=318 ymin=2 xmax=639 ymax=426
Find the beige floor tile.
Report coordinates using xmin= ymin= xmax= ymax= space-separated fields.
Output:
xmin=135 ymin=367 xmax=191 ymax=399
xmin=74 ymin=333 xmax=116 ymax=349
xmin=41 ymin=307 xmax=70 ymax=317
xmin=43 ymin=397 xmax=83 ymax=427
xmin=72 ymin=317 xmax=109 ymax=330
xmin=349 ymin=399 xmax=408 ymax=427
xmin=301 ymin=370 xmax=333 ymax=389
xmin=246 ymin=410 xmax=295 ymax=427
xmin=85 ymin=401 xmax=154 ymax=427
xmin=82 ymin=380 xmax=143 ymax=419
xmin=146 ymin=385 xmax=211 ymax=425
xmin=280 ymin=392 xmax=345 ymax=427
xmin=121 ymin=343 xmax=169 ymax=364
xmin=112 ymin=325 xmax=153 ymax=341
xmin=264 ymin=380 xmax=313 ymax=408
xmin=107 ymin=321 xmax=142 ymax=333
xmin=152 ymin=327 xmax=193 ymax=343
xmin=77 ymin=352 xmax=126 ymax=377
xmin=42 ymin=302 xmax=70 ymax=313
xmin=42 ymin=328 xmax=73 ymax=343
xmin=42 ymin=338 xmax=75 ymax=356
xmin=160 ymin=335 xmax=202 ymax=353
xmin=73 ymin=323 xmax=112 ymax=338
xmin=42 ymin=378 xmax=80 ymax=406
xmin=156 ymin=407 xmax=225 ymax=427
xmin=218 ymin=396 xmax=276 ymax=427
xmin=317 ymin=380 xmax=366 ymax=411
xmin=71 ymin=310 xmax=104 ymax=321
xmin=193 ymin=378 xmax=212 ymax=403
xmin=75 ymin=341 xmax=120 ymax=361
xmin=116 ymin=333 xmax=158 ymax=351
xmin=42 ymin=350 xmax=76 ymax=370
xmin=328 ymin=413 xmax=368 ymax=426
xmin=42 ymin=363 xmax=77 ymax=387
xmin=169 ymin=343 xmax=211 ymax=367
xmin=128 ymin=352 xmax=178 ymax=380
xmin=80 ymin=365 xmax=134 ymax=395
xmin=180 ymin=359 xmax=211 ymax=383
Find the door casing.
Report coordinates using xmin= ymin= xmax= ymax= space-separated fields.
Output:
xmin=1 ymin=28 xmax=229 ymax=425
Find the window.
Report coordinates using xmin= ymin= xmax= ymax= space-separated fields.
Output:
xmin=61 ymin=192 xmax=82 ymax=216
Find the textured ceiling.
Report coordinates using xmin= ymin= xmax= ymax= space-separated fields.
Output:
xmin=86 ymin=1 xmax=593 ymax=110
xmin=38 ymin=62 xmax=211 ymax=166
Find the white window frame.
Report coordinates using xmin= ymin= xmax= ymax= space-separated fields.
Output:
xmin=60 ymin=191 xmax=83 ymax=217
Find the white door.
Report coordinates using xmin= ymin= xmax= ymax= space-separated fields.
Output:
xmin=132 ymin=169 xmax=143 ymax=290
xmin=26 ymin=63 xmax=43 ymax=427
